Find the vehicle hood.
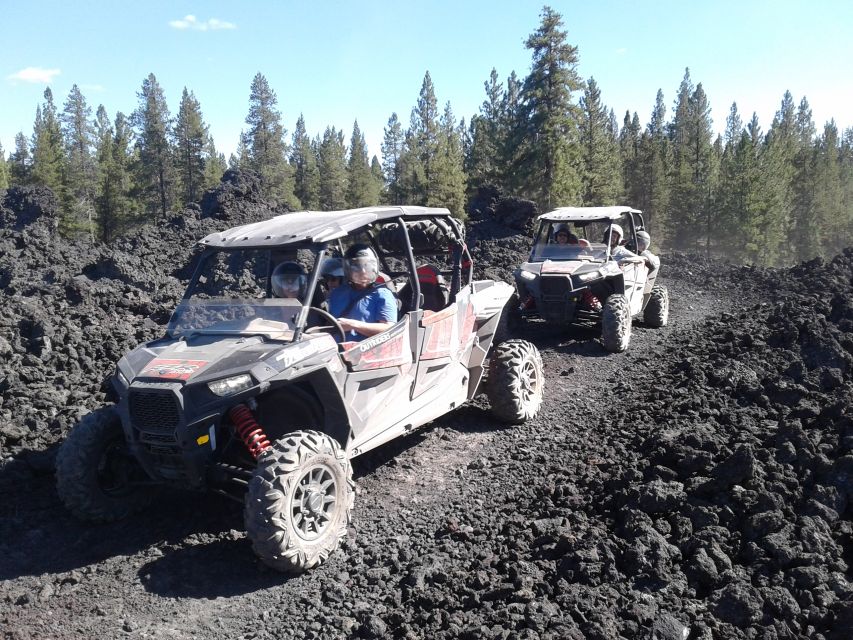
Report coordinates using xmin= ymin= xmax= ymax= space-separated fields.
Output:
xmin=119 ymin=334 xmax=333 ymax=385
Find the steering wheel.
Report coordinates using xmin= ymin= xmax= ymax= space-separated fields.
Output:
xmin=303 ymin=306 xmax=347 ymax=343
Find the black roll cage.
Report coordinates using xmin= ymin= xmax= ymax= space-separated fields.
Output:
xmin=180 ymin=215 xmax=474 ymax=343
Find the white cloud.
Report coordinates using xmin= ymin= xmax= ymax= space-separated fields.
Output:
xmin=7 ymin=67 xmax=61 ymax=84
xmin=169 ymin=15 xmax=236 ymax=31
xmin=615 ymin=48 xmax=628 ymax=55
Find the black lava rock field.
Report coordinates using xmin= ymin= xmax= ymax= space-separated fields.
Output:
xmin=1 ymin=177 xmax=852 ymax=639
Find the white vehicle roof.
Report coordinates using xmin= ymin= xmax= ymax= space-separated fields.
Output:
xmin=199 ymin=206 xmax=453 ymax=249
xmin=538 ymin=206 xmax=642 ymax=222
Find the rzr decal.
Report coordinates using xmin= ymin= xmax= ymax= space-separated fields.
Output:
xmin=140 ymin=359 xmax=208 ymax=381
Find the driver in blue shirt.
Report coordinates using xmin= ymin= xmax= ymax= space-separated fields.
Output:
xmin=328 ymin=244 xmax=397 ymax=342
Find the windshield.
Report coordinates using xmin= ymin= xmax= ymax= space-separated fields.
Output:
xmin=530 ymin=220 xmax=610 ymax=262
xmin=167 ymin=247 xmax=317 ymax=339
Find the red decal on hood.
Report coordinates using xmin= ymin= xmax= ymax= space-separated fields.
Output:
xmin=141 ymin=359 xmax=209 ymax=381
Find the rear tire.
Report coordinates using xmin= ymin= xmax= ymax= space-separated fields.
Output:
xmin=56 ymin=406 xmax=156 ymax=522
xmin=486 ymin=339 xmax=544 ymax=424
xmin=245 ymin=430 xmax=354 ymax=573
xmin=601 ymin=293 xmax=632 ymax=353
xmin=644 ymin=285 xmax=669 ymax=327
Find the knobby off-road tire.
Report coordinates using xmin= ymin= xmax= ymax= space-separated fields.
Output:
xmin=55 ymin=405 xmax=156 ymax=522
xmin=486 ymin=339 xmax=544 ymax=424
xmin=644 ymin=284 xmax=669 ymax=327
xmin=601 ymin=293 xmax=632 ymax=353
xmin=378 ymin=219 xmax=450 ymax=251
xmin=245 ymin=430 xmax=354 ymax=573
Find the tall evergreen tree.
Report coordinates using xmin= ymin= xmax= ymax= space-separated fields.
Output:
xmin=317 ymin=127 xmax=347 ymax=210
xmin=396 ymin=129 xmax=426 ymax=206
xmin=789 ymin=97 xmax=818 ymax=261
xmin=381 ymin=113 xmax=405 ymax=204
xmin=764 ymin=91 xmax=798 ymax=263
xmin=667 ymin=70 xmax=714 ymax=249
xmin=0 ymin=142 xmax=9 ymax=190
xmin=578 ymin=77 xmax=621 ymax=205
xmin=428 ymin=102 xmax=466 ymax=218
xmin=346 ymin=120 xmax=379 ymax=207
xmin=290 ymin=114 xmax=320 ymax=209
xmin=30 ymin=89 xmax=65 ymax=195
xmin=500 ymin=71 xmax=525 ymax=194
xmin=410 ymin=72 xmax=441 ymax=205
xmin=370 ymin=156 xmax=384 ymax=200
xmin=514 ymin=6 xmax=583 ymax=208
xmin=632 ymin=90 xmax=670 ymax=239
xmin=96 ymin=111 xmax=138 ymax=242
xmin=813 ymin=120 xmax=845 ymax=257
xmin=203 ymin=135 xmax=227 ymax=190
xmin=173 ymin=88 xmax=208 ymax=205
xmin=619 ymin=111 xmax=642 ymax=206
xmin=9 ymin=133 xmax=31 ymax=185
xmin=61 ymin=84 xmax=97 ymax=240
xmin=131 ymin=73 xmax=174 ymax=220
xmin=244 ymin=73 xmax=297 ymax=207
xmin=466 ymin=68 xmax=506 ymax=190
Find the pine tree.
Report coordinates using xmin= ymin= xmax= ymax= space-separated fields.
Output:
xmin=131 ymin=73 xmax=174 ymax=220
xmin=578 ymin=77 xmax=621 ymax=205
xmin=514 ymin=6 xmax=583 ymax=208
xmin=290 ymin=114 xmax=319 ymax=209
xmin=96 ymin=111 xmax=138 ymax=242
xmin=764 ymin=91 xmax=798 ymax=264
xmin=635 ymin=90 xmax=670 ymax=239
xmin=667 ymin=70 xmax=714 ymax=249
xmin=813 ymin=120 xmax=844 ymax=257
xmin=317 ymin=127 xmax=347 ymax=210
xmin=619 ymin=111 xmax=642 ymax=205
xmin=789 ymin=97 xmax=818 ymax=261
xmin=9 ymin=133 xmax=31 ymax=185
xmin=0 ymin=141 xmax=9 ymax=190
xmin=30 ymin=88 xmax=65 ymax=196
xmin=370 ymin=156 xmax=384 ymax=202
xmin=203 ymin=135 xmax=227 ymax=190
xmin=229 ymin=133 xmax=250 ymax=170
xmin=61 ymin=84 xmax=97 ymax=240
xmin=381 ymin=113 xmax=404 ymax=204
xmin=410 ymin=72 xmax=441 ymax=205
xmin=500 ymin=71 xmax=525 ymax=194
xmin=173 ymin=88 xmax=208 ymax=205
xmin=466 ymin=68 xmax=505 ymax=189
xmin=346 ymin=120 xmax=379 ymax=207
xmin=429 ymin=102 xmax=466 ymax=218
xmin=244 ymin=73 xmax=297 ymax=207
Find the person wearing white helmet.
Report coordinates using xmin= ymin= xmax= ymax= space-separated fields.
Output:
xmin=636 ymin=230 xmax=661 ymax=295
xmin=327 ymin=244 xmax=397 ymax=341
xmin=605 ymin=223 xmax=640 ymax=263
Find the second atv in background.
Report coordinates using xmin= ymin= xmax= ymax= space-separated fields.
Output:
xmin=511 ymin=206 xmax=669 ymax=352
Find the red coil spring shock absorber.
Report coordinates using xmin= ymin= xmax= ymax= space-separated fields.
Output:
xmin=229 ymin=404 xmax=270 ymax=459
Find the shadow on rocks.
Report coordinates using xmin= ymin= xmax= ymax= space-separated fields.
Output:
xmin=137 ymin=535 xmax=288 ymax=598
xmin=0 ymin=463 xmax=241 ymax=580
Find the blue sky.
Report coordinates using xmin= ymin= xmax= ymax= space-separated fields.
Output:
xmin=2 ymin=0 xmax=851 ymax=163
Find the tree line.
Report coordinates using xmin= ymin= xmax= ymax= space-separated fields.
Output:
xmin=1 ymin=5 xmax=851 ymax=266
